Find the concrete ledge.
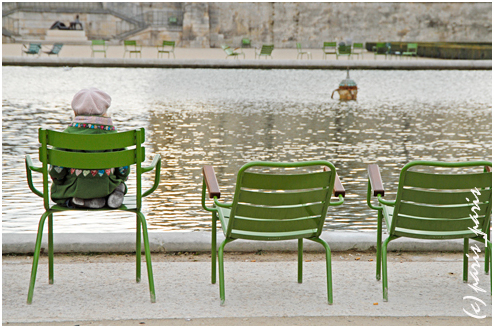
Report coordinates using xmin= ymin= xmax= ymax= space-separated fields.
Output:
xmin=2 ymin=231 xmax=485 ymax=254
xmin=2 ymin=56 xmax=492 ymax=70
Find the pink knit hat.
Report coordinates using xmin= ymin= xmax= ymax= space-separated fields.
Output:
xmin=71 ymin=88 xmax=111 ymax=116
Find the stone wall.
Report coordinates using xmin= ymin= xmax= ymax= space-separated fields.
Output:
xmin=3 ymin=2 xmax=492 ymax=47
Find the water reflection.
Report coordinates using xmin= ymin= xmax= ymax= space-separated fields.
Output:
xmin=2 ymin=67 xmax=492 ymax=232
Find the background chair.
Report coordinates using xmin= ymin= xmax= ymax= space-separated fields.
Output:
xmin=221 ymin=45 xmax=245 ymax=59
xmin=351 ymin=42 xmax=365 ymax=59
xmin=336 ymin=43 xmax=352 ymax=60
xmin=22 ymin=43 xmax=42 ymax=57
xmin=402 ymin=43 xmax=418 ymax=59
xmin=367 ymin=161 xmax=492 ymax=302
xmin=255 ymin=44 xmax=274 ymax=59
xmin=157 ymin=40 xmax=176 ymax=58
xmin=43 ymin=43 xmax=63 ymax=57
xmin=322 ymin=42 xmax=337 ymax=59
xmin=241 ymin=38 xmax=251 ymax=48
xmin=25 ymin=128 xmax=161 ymax=304
xmin=202 ymin=161 xmax=345 ymax=305
xmin=91 ymin=40 xmax=108 ymax=58
xmin=296 ymin=43 xmax=312 ymax=59
xmin=372 ymin=42 xmax=390 ymax=59
xmin=123 ymin=40 xmax=142 ymax=58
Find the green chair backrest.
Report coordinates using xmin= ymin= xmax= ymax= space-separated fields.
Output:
xmin=169 ymin=16 xmax=177 ymax=24
xmin=323 ymin=42 xmax=336 ymax=48
xmin=92 ymin=40 xmax=105 ymax=46
xmin=242 ymin=38 xmax=251 ymax=46
xmin=38 ymin=128 xmax=146 ymax=210
xmin=225 ymin=161 xmax=338 ymax=240
xmin=375 ymin=42 xmax=389 ymax=54
xmin=296 ymin=43 xmax=302 ymax=51
xmin=353 ymin=42 xmax=364 ymax=49
xmin=407 ymin=43 xmax=418 ymax=52
xmin=51 ymin=43 xmax=63 ymax=54
xmin=162 ymin=40 xmax=175 ymax=48
xmin=338 ymin=44 xmax=352 ymax=54
xmin=390 ymin=161 xmax=492 ymax=238
xmin=221 ymin=45 xmax=234 ymax=55
xmin=29 ymin=43 xmax=42 ymax=51
xmin=259 ymin=44 xmax=274 ymax=55
xmin=124 ymin=40 xmax=137 ymax=47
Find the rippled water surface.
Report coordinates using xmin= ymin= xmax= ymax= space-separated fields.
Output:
xmin=2 ymin=67 xmax=492 ymax=232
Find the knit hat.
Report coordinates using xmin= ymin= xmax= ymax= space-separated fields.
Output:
xmin=71 ymin=88 xmax=111 ymax=116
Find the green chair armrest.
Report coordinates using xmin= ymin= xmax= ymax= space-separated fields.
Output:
xmin=142 ymin=154 xmax=161 ymax=198
xmin=323 ymin=167 xmax=345 ymax=206
xmin=202 ymin=165 xmax=220 ymax=212
xmin=25 ymin=155 xmax=44 ymax=198
xmin=368 ymin=164 xmax=384 ymax=197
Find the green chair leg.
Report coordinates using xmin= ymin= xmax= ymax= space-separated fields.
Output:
xmin=48 ymin=213 xmax=54 ymax=284
xmin=136 ymin=214 xmax=141 ymax=283
xmin=298 ymin=238 xmax=303 ymax=283
xmin=376 ymin=209 xmax=383 ymax=281
xmin=381 ymin=236 xmax=399 ymax=302
xmin=463 ymin=238 xmax=469 ymax=282
xmin=138 ymin=212 xmax=156 ymax=303
xmin=27 ymin=211 xmax=50 ymax=304
xmin=310 ymin=237 xmax=333 ymax=305
xmin=485 ymin=230 xmax=490 ymax=275
xmin=211 ymin=211 xmax=218 ymax=284
xmin=487 ymin=240 xmax=492 ymax=294
xmin=217 ymin=238 xmax=234 ymax=305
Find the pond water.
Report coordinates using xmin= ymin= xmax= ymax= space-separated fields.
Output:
xmin=2 ymin=67 xmax=492 ymax=233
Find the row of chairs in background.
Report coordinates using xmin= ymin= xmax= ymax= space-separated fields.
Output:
xmin=221 ymin=44 xmax=275 ymax=59
xmin=25 ymin=129 xmax=492 ymax=305
xmin=91 ymin=40 xmax=176 ymax=59
xmin=372 ymin=42 xmax=418 ymax=59
xmin=22 ymin=43 xmax=64 ymax=57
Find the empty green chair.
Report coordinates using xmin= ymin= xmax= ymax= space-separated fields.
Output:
xmin=22 ymin=43 xmax=42 ymax=57
xmin=367 ymin=161 xmax=492 ymax=301
xmin=322 ymin=42 xmax=337 ymax=59
xmin=123 ymin=40 xmax=142 ymax=58
xmin=372 ymin=42 xmax=390 ymax=59
xmin=336 ymin=43 xmax=352 ymax=60
xmin=91 ymin=40 xmax=108 ymax=58
xmin=255 ymin=44 xmax=274 ymax=59
xmin=241 ymin=38 xmax=251 ymax=48
xmin=157 ymin=40 xmax=176 ymax=59
xmin=43 ymin=43 xmax=63 ymax=57
xmin=351 ymin=42 xmax=365 ymax=59
xmin=25 ymin=128 xmax=161 ymax=304
xmin=221 ymin=45 xmax=245 ymax=59
xmin=296 ymin=43 xmax=312 ymax=60
xmin=202 ymin=161 xmax=345 ymax=304
xmin=402 ymin=43 xmax=418 ymax=59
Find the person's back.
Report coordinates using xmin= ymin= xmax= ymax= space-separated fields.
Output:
xmin=49 ymin=88 xmax=129 ymax=208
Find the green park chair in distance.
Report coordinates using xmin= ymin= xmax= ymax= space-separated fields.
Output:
xmin=22 ymin=43 xmax=42 ymax=56
xmin=202 ymin=161 xmax=346 ymax=305
xmin=402 ymin=42 xmax=418 ymax=59
xmin=367 ymin=161 xmax=492 ymax=302
xmin=25 ymin=128 xmax=161 ymax=304
xmin=322 ymin=42 xmax=337 ymax=59
xmin=221 ymin=45 xmax=245 ymax=59
xmin=123 ymin=40 xmax=142 ymax=58
xmin=296 ymin=43 xmax=312 ymax=59
xmin=372 ymin=42 xmax=390 ymax=59
xmin=91 ymin=39 xmax=108 ymax=58
xmin=241 ymin=38 xmax=251 ymax=48
xmin=157 ymin=40 xmax=176 ymax=58
xmin=351 ymin=42 xmax=365 ymax=59
xmin=43 ymin=43 xmax=63 ymax=57
xmin=255 ymin=44 xmax=274 ymax=59
xmin=336 ymin=43 xmax=352 ymax=60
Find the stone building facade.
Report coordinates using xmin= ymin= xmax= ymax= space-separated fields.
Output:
xmin=2 ymin=2 xmax=492 ymax=47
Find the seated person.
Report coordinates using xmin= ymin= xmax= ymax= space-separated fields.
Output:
xmin=49 ymin=88 xmax=129 ymax=209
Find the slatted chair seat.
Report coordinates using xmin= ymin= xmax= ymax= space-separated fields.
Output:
xmin=202 ymin=161 xmax=345 ymax=305
xmin=25 ymin=128 xmax=161 ymax=304
xmin=367 ymin=160 xmax=492 ymax=302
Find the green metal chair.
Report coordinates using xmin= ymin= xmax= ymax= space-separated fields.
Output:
xmin=22 ymin=43 xmax=42 ymax=57
xmin=402 ymin=43 xmax=418 ymax=59
xmin=351 ymin=42 xmax=365 ymax=59
xmin=42 ymin=43 xmax=63 ymax=57
xmin=221 ymin=45 xmax=245 ymax=59
xmin=336 ymin=43 xmax=352 ymax=60
xmin=255 ymin=44 xmax=274 ymax=59
xmin=296 ymin=43 xmax=312 ymax=59
xmin=123 ymin=40 xmax=142 ymax=58
xmin=372 ymin=42 xmax=390 ymax=59
xmin=202 ymin=161 xmax=345 ymax=305
xmin=322 ymin=42 xmax=337 ymax=59
xmin=367 ymin=161 xmax=492 ymax=302
xmin=157 ymin=40 xmax=175 ymax=59
xmin=91 ymin=40 xmax=108 ymax=58
xmin=25 ymin=128 xmax=161 ymax=304
xmin=241 ymin=38 xmax=251 ymax=48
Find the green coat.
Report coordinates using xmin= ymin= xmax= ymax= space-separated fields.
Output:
xmin=49 ymin=124 xmax=130 ymax=205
